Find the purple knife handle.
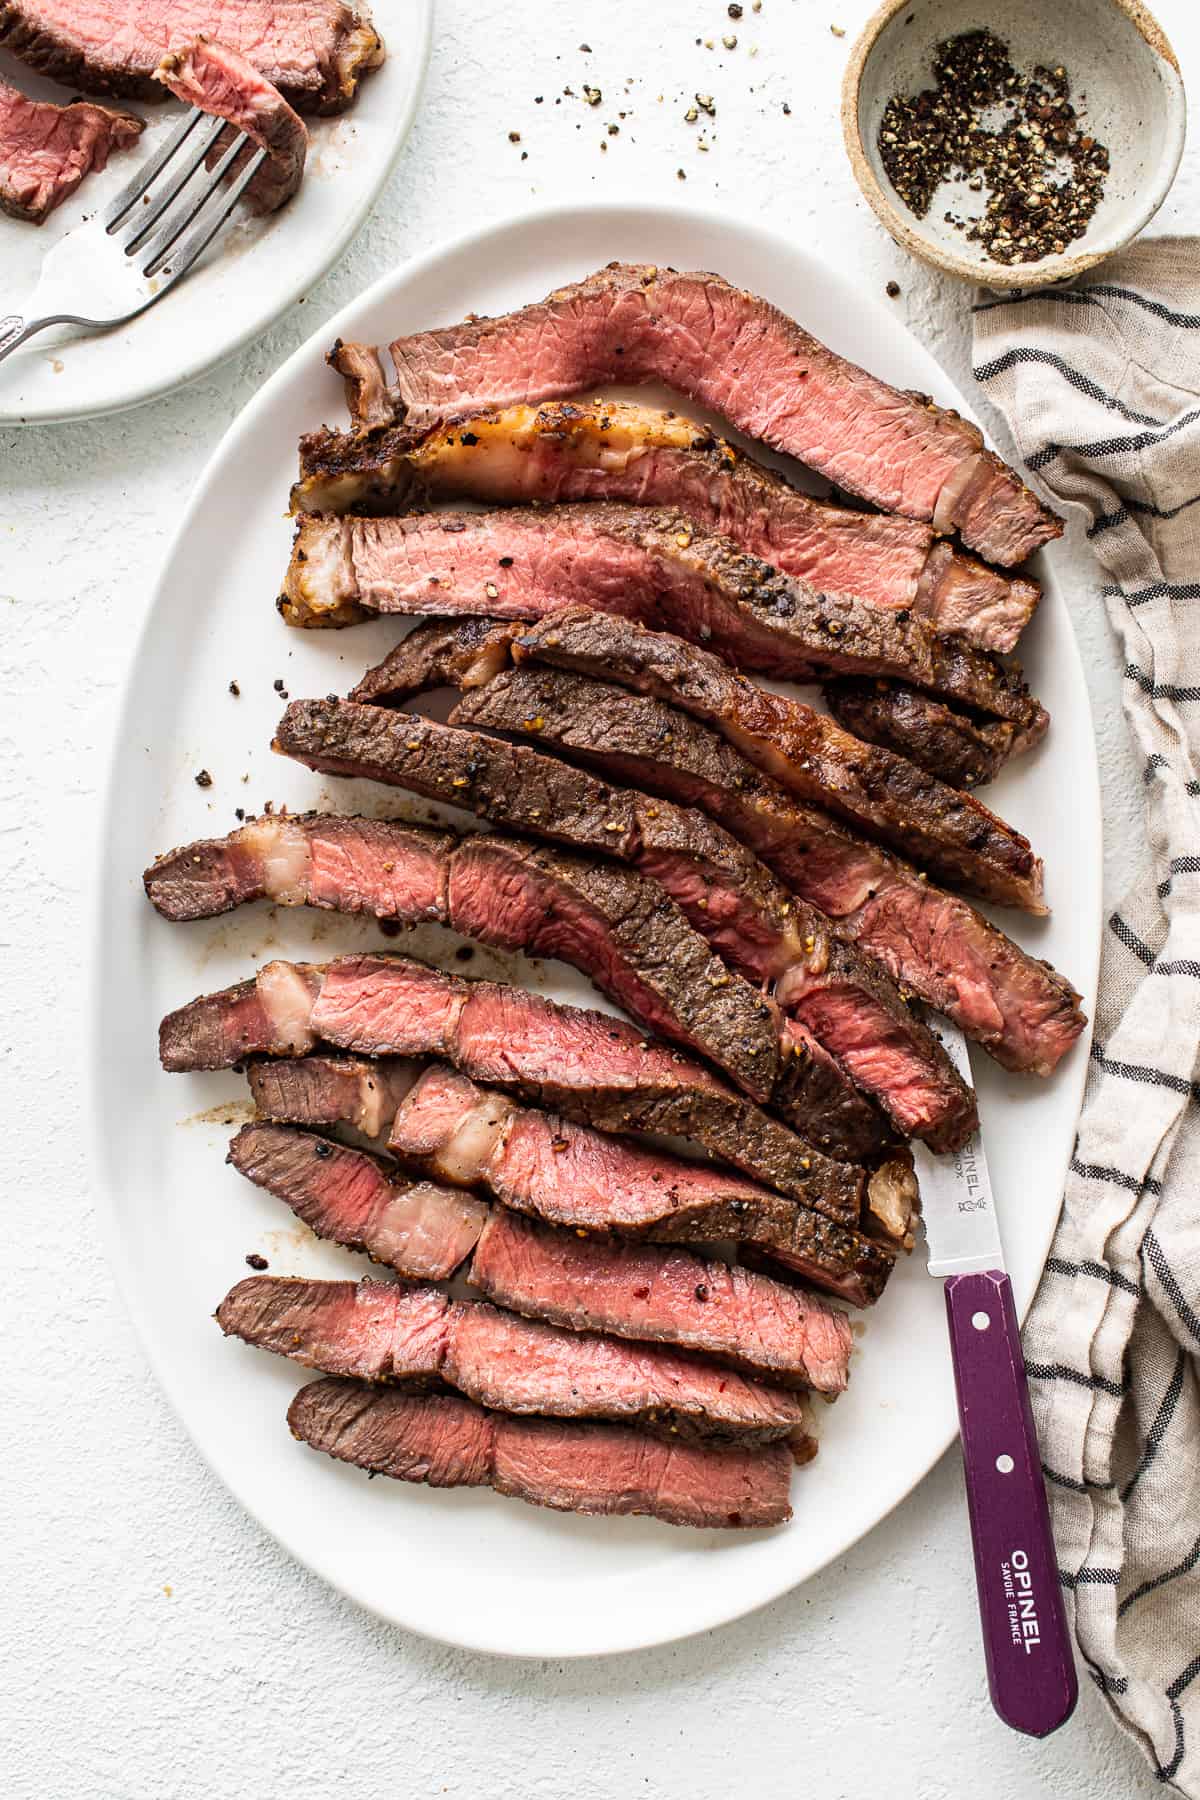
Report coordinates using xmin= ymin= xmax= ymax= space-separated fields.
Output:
xmin=944 ymin=1270 xmax=1078 ymax=1737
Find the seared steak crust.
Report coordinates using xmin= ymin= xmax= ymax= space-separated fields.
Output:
xmin=217 ymin=1274 xmax=811 ymax=1440
xmin=288 ymin=1377 xmax=796 ymax=1529
xmin=281 ymin=507 xmax=1046 ymax=743
xmin=501 ymin=610 xmax=1045 ymax=911
xmin=824 ymin=678 xmax=1021 ymax=789
xmin=356 ymin=634 xmax=1083 ymax=1075
xmin=0 ymin=0 xmax=384 ymax=114
xmin=326 ymin=262 xmax=1061 ymax=564
xmin=292 ymin=399 xmax=1042 ymax=653
xmin=268 ymin=703 xmax=971 ymax=1152
xmin=351 ymin=614 xmax=1042 ymax=912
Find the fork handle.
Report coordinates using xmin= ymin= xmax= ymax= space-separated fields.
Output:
xmin=0 ymin=312 xmax=95 ymax=366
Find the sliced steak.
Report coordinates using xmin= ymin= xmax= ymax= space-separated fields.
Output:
xmin=444 ymin=834 xmax=781 ymax=1104
xmin=269 ymin=704 xmax=970 ymax=1152
xmin=294 ymin=399 xmax=1042 ymax=653
xmin=470 ymin=1209 xmax=852 ymax=1394
xmin=161 ymin=955 xmax=844 ymax=1214
xmin=388 ymin=1064 xmax=894 ymax=1306
xmin=281 ymin=508 xmax=1046 ymax=743
xmin=154 ymin=37 xmax=307 ymax=213
xmin=247 ymin=1053 xmax=413 ymax=1137
xmin=500 ymin=611 xmax=1045 ymax=910
xmin=217 ymin=1274 xmax=810 ymax=1441
xmin=362 ymin=643 xmax=1082 ymax=1075
xmin=227 ymin=1120 xmax=487 ymax=1279
xmin=353 ymin=618 xmax=1043 ymax=912
xmin=288 ymin=1377 xmax=796 ymax=1528
xmin=0 ymin=0 xmax=383 ymax=114
xmin=147 ymin=806 xmax=782 ymax=1105
xmin=324 ymin=262 xmax=1061 ymax=564
xmin=0 ymin=75 xmax=141 ymax=221
xmin=823 ymin=678 xmax=1020 ymax=789
xmin=144 ymin=812 xmax=451 ymax=924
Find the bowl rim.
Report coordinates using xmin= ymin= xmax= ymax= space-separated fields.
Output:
xmin=841 ymin=0 xmax=1187 ymax=289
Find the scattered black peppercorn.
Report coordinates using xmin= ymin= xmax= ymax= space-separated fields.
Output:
xmin=245 ymin=1253 xmax=268 ymax=1270
xmin=728 ymin=2 xmax=742 ymax=15
xmin=878 ymin=31 xmax=1109 ymax=265
xmin=273 ymin=678 xmax=287 ymax=694
xmin=235 ymin=807 xmax=245 ymax=821
xmin=228 ymin=680 xmax=240 ymax=696
xmin=194 ymin=769 xmax=212 ymax=788
xmin=886 ymin=279 xmax=901 ymax=297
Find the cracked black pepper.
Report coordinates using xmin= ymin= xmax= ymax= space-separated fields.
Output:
xmin=877 ymin=29 xmax=1109 ymax=266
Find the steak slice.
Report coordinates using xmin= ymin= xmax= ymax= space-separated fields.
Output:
xmin=247 ymin=1053 xmax=414 ymax=1137
xmin=217 ymin=1274 xmax=810 ymax=1441
xmin=270 ymin=703 xmax=970 ymax=1152
xmin=227 ymin=1120 xmax=487 ymax=1279
xmin=505 ymin=611 xmax=1046 ymax=909
xmin=0 ymin=0 xmax=384 ymax=114
xmin=0 ymin=76 xmax=141 ymax=221
xmin=470 ymin=1209 xmax=852 ymax=1394
xmin=352 ymin=618 xmax=1043 ymax=912
xmin=387 ymin=1064 xmax=894 ymax=1306
xmin=367 ymin=643 xmax=1080 ymax=1075
xmin=281 ymin=507 xmax=1046 ymax=742
xmin=288 ymin=1378 xmax=796 ymax=1528
xmin=292 ymin=400 xmax=1043 ymax=653
xmin=147 ymin=806 xmax=782 ymax=1105
xmin=324 ymin=262 xmax=1061 ymax=565
xmin=161 ymin=955 xmax=844 ymax=1214
xmin=823 ymin=678 xmax=1020 ymax=789
xmin=154 ymin=38 xmax=307 ymax=213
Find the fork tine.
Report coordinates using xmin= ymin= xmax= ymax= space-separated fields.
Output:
xmin=144 ymin=145 xmax=267 ymax=282
xmin=104 ymin=107 xmax=205 ymax=231
xmin=138 ymin=130 xmax=252 ymax=277
xmin=120 ymin=115 xmax=228 ymax=254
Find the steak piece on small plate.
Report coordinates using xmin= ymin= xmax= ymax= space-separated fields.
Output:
xmin=217 ymin=1274 xmax=811 ymax=1442
xmin=0 ymin=76 xmax=141 ymax=222
xmin=288 ymin=1377 xmax=796 ymax=1529
xmin=154 ymin=37 xmax=307 ymax=212
xmin=324 ymin=262 xmax=1061 ymax=565
xmin=0 ymin=0 xmax=384 ymax=114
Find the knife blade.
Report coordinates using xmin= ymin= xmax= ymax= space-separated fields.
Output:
xmin=913 ymin=1022 xmax=1078 ymax=1740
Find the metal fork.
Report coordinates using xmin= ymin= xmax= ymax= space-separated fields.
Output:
xmin=0 ymin=106 xmax=267 ymax=366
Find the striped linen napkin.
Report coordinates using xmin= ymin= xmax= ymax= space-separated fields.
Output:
xmin=972 ymin=239 xmax=1200 ymax=1794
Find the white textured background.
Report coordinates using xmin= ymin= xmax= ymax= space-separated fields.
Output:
xmin=3 ymin=3 xmax=1198 ymax=1795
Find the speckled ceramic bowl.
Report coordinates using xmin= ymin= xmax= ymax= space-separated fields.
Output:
xmin=843 ymin=0 xmax=1185 ymax=287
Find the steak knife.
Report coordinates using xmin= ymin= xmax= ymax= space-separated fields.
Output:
xmin=913 ymin=1025 xmax=1078 ymax=1737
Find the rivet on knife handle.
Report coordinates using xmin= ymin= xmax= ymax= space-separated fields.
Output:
xmin=944 ymin=1270 xmax=1078 ymax=1737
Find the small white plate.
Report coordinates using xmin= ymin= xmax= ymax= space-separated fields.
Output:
xmin=91 ymin=200 xmax=1102 ymax=1659
xmin=0 ymin=1 xmax=432 ymax=425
